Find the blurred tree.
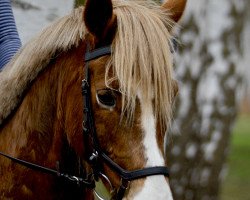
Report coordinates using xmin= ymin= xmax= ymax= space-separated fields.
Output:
xmin=167 ymin=0 xmax=248 ymax=199
xmin=74 ymin=0 xmax=85 ymax=8
xmin=239 ymin=1 xmax=250 ymax=114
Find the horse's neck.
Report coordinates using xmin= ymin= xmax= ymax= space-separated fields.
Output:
xmin=0 ymin=42 xmax=86 ymax=163
xmin=0 ymin=66 xmax=55 ymax=157
xmin=0 ymin=41 xmax=93 ymax=198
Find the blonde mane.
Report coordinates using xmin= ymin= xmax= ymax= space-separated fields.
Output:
xmin=0 ymin=7 xmax=86 ymax=125
xmin=110 ymin=0 xmax=174 ymax=130
xmin=0 ymin=0 xmax=175 ymax=129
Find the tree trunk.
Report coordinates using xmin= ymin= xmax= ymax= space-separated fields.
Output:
xmin=240 ymin=1 xmax=250 ymax=114
xmin=167 ymin=0 xmax=247 ymax=199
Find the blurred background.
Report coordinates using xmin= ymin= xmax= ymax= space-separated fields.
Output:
xmin=10 ymin=0 xmax=250 ymax=199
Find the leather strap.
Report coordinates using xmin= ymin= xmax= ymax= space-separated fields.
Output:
xmin=101 ymin=152 xmax=169 ymax=180
xmin=0 ymin=151 xmax=95 ymax=188
xmin=85 ymin=46 xmax=111 ymax=62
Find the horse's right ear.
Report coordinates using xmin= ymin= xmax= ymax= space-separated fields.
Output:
xmin=162 ymin=0 xmax=187 ymax=23
xmin=84 ymin=0 xmax=114 ymax=39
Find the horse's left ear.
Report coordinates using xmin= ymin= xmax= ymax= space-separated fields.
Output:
xmin=162 ymin=0 xmax=187 ymax=22
xmin=84 ymin=0 xmax=114 ymax=39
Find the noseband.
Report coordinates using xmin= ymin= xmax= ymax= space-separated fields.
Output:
xmin=82 ymin=43 xmax=170 ymax=199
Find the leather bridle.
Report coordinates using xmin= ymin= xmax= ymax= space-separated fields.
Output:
xmin=0 ymin=42 xmax=172 ymax=200
xmin=82 ymin=43 xmax=170 ymax=199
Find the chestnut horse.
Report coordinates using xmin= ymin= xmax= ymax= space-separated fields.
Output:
xmin=0 ymin=0 xmax=186 ymax=199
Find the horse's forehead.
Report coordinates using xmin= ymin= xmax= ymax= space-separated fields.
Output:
xmin=90 ymin=57 xmax=119 ymax=89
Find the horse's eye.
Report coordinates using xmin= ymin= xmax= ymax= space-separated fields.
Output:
xmin=96 ymin=89 xmax=116 ymax=109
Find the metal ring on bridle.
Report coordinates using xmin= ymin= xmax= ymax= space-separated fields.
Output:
xmin=93 ymin=172 xmax=115 ymax=200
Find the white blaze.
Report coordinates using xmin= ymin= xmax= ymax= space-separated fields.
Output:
xmin=131 ymin=93 xmax=173 ymax=200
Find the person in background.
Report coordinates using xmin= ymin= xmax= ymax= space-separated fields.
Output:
xmin=0 ymin=0 xmax=21 ymax=71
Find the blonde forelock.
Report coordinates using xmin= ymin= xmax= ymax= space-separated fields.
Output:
xmin=106 ymin=0 xmax=175 ymax=130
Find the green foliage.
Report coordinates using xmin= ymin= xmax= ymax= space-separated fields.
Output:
xmin=220 ymin=115 xmax=250 ymax=200
xmin=94 ymin=180 xmax=111 ymax=200
xmin=74 ymin=0 xmax=85 ymax=8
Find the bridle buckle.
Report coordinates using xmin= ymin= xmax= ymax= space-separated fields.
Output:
xmin=89 ymin=151 xmax=99 ymax=164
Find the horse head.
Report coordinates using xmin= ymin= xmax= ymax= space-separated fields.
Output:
xmin=0 ymin=0 xmax=186 ymax=199
xmin=80 ymin=0 xmax=186 ymax=199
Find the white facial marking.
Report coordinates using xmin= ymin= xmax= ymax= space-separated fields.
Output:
xmin=133 ymin=176 xmax=173 ymax=200
xmin=131 ymin=92 xmax=173 ymax=200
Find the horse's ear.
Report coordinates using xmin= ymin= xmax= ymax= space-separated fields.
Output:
xmin=162 ymin=0 xmax=187 ymax=22
xmin=84 ymin=0 xmax=114 ymax=39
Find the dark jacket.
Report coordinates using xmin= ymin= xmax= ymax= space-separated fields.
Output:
xmin=0 ymin=0 xmax=21 ymax=70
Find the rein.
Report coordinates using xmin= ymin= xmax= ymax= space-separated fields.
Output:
xmin=0 ymin=151 xmax=95 ymax=188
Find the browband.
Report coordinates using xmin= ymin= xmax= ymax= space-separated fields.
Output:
xmin=85 ymin=46 xmax=112 ymax=62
